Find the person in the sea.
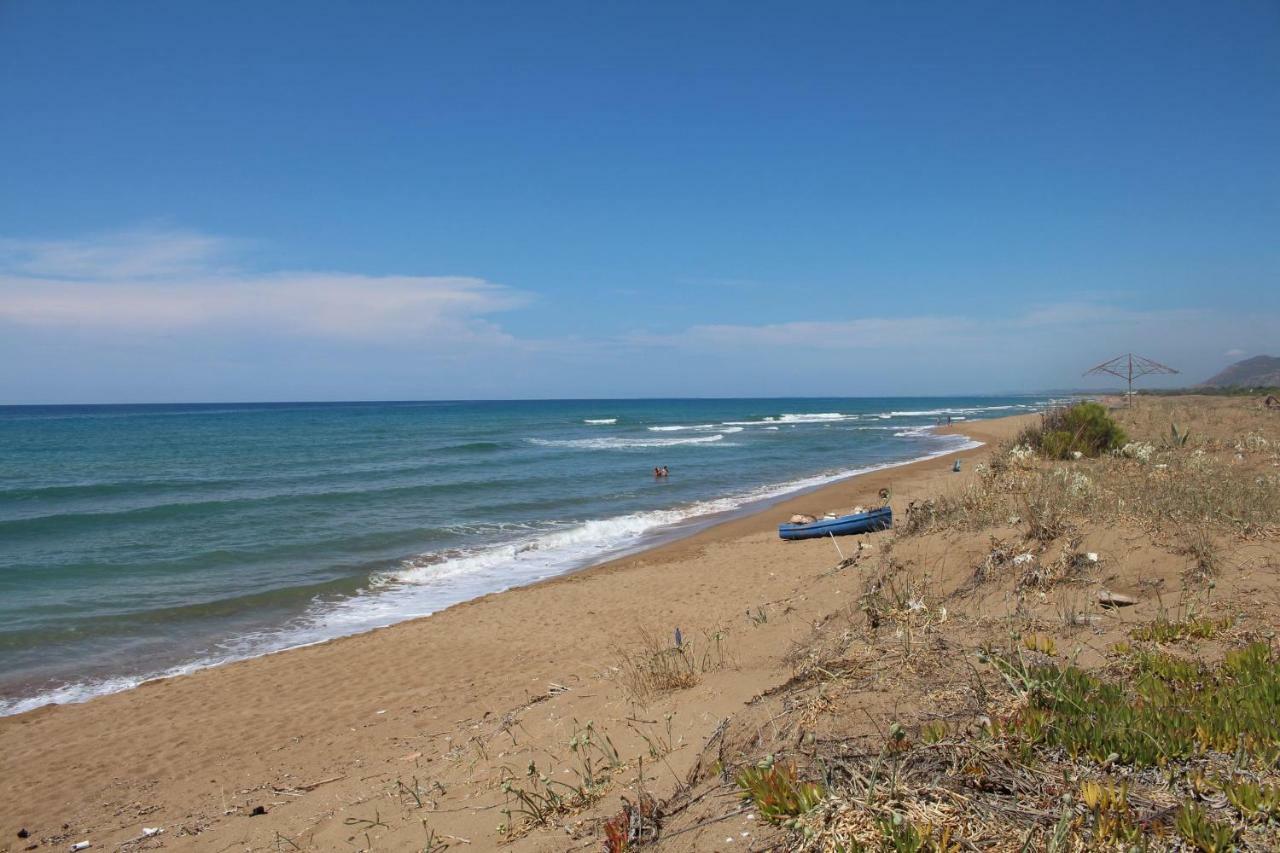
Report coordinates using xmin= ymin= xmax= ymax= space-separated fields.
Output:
xmin=661 ymin=465 xmax=669 ymax=477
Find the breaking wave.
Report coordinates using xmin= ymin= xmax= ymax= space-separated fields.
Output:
xmin=528 ymin=434 xmax=728 ymax=450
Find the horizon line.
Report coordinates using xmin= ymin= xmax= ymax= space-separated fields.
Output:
xmin=0 ymin=390 xmax=1107 ymax=408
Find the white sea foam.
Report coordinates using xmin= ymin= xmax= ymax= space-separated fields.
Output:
xmin=529 ymin=434 xmax=727 ymax=449
xmin=889 ymin=404 xmax=1025 ymax=417
xmin=647 ymin=424 xmax=716 ymax=432
xmin=721 ymin=412 xmax=858 ymax=426
xmin=1 ymin=429 xmax=985 ymax=717
xmin=583 ymin=418 xmax=617 ymax=425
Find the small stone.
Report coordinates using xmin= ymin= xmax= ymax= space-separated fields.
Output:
xmin=17 ymin=829 xmax=29 ymax=839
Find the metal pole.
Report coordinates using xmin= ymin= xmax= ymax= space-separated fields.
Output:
xmin=1128 ymin=353 xmax=1134 ymax=406
xmin=828 ymin=531 xmax=845 ymax=561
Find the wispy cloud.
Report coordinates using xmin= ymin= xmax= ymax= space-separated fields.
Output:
xmin=1224 ymin=348 xmax=1247 ymax=358
xmin=0 ymin=229 xmax=228 ymax=280
xmin=0 ymin=229 xmax=528 ymax=342
xmin=3 ymin=228 xmax=1274 ymax=401
xmin=629 ymin=301 xmax=1256 ymax=359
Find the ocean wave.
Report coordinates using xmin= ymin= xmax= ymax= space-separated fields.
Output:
xmin=888 ymin=404 xmax=1027 ymax=417
xmin=721 ymin=412 xmax=858 ymax=426
xmin=775 ymin=412 xmax=853 ymax=422
xmin=647 ymin=424 xmax=716 ymax=432
xmin=0 ymin=432 xmax=984 ymax=717
xmin=583 ymin=418 xmax=617 ymax=425
xmin=529 ymin=434 xmax=727 ymax=449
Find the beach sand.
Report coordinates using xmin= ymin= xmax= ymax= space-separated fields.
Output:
xmin=0 ymin=415 xmax=1033 ymax=851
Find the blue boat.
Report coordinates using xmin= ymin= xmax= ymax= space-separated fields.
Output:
xmin=778 ymin=506 xmax=892 ymax=540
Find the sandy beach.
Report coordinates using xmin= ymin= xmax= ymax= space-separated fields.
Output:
xmin=0 ymin=415 xmax=1032 ymax=851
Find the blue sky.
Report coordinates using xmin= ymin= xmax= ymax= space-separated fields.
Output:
xmin=1 ymin=1 xmax=1277 ymax=402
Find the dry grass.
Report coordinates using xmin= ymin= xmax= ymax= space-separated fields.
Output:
xmin=902 ymin=400 xmax=1280 ymax=546
xmin=611 ymin=626 xmax=731 ymax=704
xmin=642 ymin=397 xmax=1280 ymax=852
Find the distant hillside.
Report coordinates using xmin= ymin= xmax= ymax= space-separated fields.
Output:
xmin=1201 ymin=355 xmax=1280 ymax=388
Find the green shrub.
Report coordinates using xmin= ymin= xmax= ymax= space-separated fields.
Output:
xmin=1025 ymin=402 xmax=1127 ymax=459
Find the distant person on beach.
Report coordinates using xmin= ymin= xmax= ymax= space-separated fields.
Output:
xmin=946 ymin=415 xmax=952 ymax=425
xmin=654 ymin=466 xmax=669 ymax=478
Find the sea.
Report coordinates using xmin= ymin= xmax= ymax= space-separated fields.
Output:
xmin=0 ymin=396 xmax=1052 ymax=715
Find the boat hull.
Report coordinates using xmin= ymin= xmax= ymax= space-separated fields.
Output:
xmin=778 ymin=506 xmax=892 ymax=540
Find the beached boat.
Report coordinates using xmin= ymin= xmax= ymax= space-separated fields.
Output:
xmin=778 ymin=506 xmax=892 ymax=540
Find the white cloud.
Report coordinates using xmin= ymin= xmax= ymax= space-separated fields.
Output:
xmin=3 ymin=229 xmax=1274 ymax=401
xmin=632 ymin=302 xmax=1255 ymax=359
xmin=0 ymin=230 xmax=527 ymax=343
xmin=1224 ymin=348 xmax=1246 ymax=358
xmin=0 ymin=229 xmax=227 ymax=280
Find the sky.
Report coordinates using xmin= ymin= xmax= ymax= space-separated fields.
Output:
xmin=1 ymin=1 xmax=1277 ymax=403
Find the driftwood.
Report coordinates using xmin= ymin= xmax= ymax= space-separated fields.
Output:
xmin=1265 ymin=394 xmax=1280 ymax=410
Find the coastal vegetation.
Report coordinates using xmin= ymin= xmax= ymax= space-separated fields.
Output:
xmin=1014 ymin=401 xmax=1127 ymax=459
xmin=643 ymin=396 xmax=1280 ymax=851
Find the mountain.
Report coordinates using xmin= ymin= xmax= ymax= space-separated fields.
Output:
xmin=1200 ymin=355 xmax=1280 ymax=388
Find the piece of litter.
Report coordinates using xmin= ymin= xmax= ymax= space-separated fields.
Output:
xmin=1013 ymin=553 xmax=1034 ymax=565
xmin=1098 ymin=590 xmax=1138 ymax=608
xmin=1086 ymin=552 xmax=1099 ymax=563
xmin=70 ymin=844 xmax=91 ymax=852
xmin=375 ymin=709 xmax=386 ymax=715
xmin=141 ymin=828 xmax=162 ymax=837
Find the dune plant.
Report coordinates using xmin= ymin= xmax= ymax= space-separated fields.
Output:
xmin=613 ymin=626 xmax=730 ymax=703
xmin=736 ymin=757 xmax=825 ymax=824
xmin=1027 ymin=402 xmax=1128 ymax=459
xmin=1171 ymin=422 xmax=1192 ymax=447
xmin=1176 ymin=803 xmax=1236 ymax=852
xmin=997 ymin=642 xmax=1280 ymax=767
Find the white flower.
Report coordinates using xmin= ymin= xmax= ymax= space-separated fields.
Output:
xmin=1121 ymin=442 xmax=1155 ymax=463
xmin=1008 ymin=444 xmax=1037 ymax=466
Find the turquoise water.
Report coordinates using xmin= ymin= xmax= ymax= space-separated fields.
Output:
xmin=0 ymin=397 xmax=1048 ymax=714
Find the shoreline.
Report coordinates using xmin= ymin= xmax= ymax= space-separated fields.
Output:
xmin=0 ymin=428 xmax=985 ymax=718
xmin=0 ymin=413 xmax=1033 ymax=851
